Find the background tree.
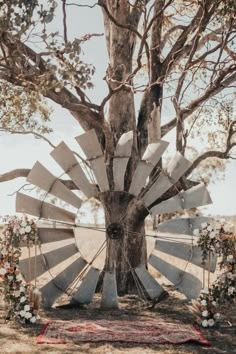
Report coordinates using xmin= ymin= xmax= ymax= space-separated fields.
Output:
xmin=0 ymin=0 xmax=236 ymax=296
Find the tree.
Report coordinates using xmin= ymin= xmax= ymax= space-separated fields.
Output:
xmin=0 ymin=0 xmax=236 ymax=297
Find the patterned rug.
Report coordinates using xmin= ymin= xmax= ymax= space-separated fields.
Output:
xmin=37 ymin=319 xmax=210 ymax=346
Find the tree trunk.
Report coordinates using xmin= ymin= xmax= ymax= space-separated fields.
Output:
xmin=100 ymin=192 xmax=148 ymax=295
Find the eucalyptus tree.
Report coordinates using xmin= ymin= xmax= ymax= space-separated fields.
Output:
xmin=0 ymin=0 xmax=235 ymax=294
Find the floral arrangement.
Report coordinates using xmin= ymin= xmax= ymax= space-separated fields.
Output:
xmin=0 ymin=216 xmax=41 ymax=324
xmin=190 ymin=220 xmax=236 ymax=327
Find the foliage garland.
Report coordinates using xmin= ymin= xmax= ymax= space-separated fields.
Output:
xmin=191 ymin=220 xmax=236 ymax=327
xmin=0 ymin=216 xmax=41 ymax=324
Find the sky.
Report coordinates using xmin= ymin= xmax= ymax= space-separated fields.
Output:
xmin=0 ymin=1 xmax=236 ymax=218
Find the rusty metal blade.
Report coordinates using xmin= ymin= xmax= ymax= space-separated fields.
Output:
xmin=154 ymin=240 xmax=217 ymax=272
xmin=27 ymin=161 xmax=82 ymax=209
xmin=101 ymin=271 xmax=119 ymax=309
xmin=135 ymin=265 xmax=163 ymax=300
xmin=71 ymin=267 xmax=100 ymax=305
xmin=16 ymin=192 xmax=76 ymax=223
xmin=129 ymin=141 xmax=169 ymax=196
xmin=76 ymin=129 xmax=103 ymax=159
xmin=40 ymin=257 xmax=87 ymax=308
xmin=149 ymin=254 xmax=202 ymax=299
xmin=51 ymin=141 xmax=96 ymax=198
xmin=38 ymin=228 xmax=74 ymax=244
xmin=19 ymin=244 xmax=78 ymax=281
xmin=150 ymin=183 xmax=212 ymax=215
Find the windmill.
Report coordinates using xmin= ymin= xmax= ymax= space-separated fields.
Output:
xmin=16 ymin=129 xmax=216 ymax=309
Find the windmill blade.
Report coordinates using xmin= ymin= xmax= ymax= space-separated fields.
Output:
xmin=51 ymin=141 xmax=97 ymax=198
xmin=38 ymin=228 xmax=74 ymax=244
xmin=27 ymin=161 xmax=82 ymax=210
xmin=76 ymin=130 xmax=109 ymax=192
xmin=115 ymin=131 xmax=133 ymax=157
xmin=149 ymin=254 xmax=202 ymax=299
xmin=150 ymin=183 xmax=212 ymax=215
xmin=40 ymin=257 xmax=87 ymax=308
xmin=71 ymin=267 xmax=100 ymax=305
xmin=75 ymin=129 xmax=103 ymax=159
xmin=154 ymin=240 xmax=217 ymax=272
xmin=101 ymin=270 xmax=119 ymax=309
xmin=112 ymin=131 xmax=133 ymax=191
xmin=113 ymin=157 xmax=129 ymax=191
xmin=157 ymin=217 xmax=213 ymax=235
xmin=142 ymin=153 xmax=191 ymax=207
xmin=16 ymin=192 xmax=76 ymax=223
xmin=129 ymin=141 xmax=169 ymax=196
xmin=19 ymin=244 xmax=78 ymax=282
xmin=134 ymin=265 xmax=163 ymax=300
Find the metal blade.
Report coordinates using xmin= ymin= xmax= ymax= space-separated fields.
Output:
xmin=40 ymin=257 xmax=87 ymax=308
xmin=101 ymin=271 xmax=119 ymax=309
xmin=27 ymin=161 xmax=82 ymax=209
xmin=51 ymin=142 xmax=96 ymax=198
xmin=129 ymin=141 xmax=169 ymax=196
xmin=113 ymin=157 xmax=129 ymax=191
xmin=75 ymin=129 xmax=103 ymax=159
xmin=166 ymin=152 xmax=191 ymax=181
xmin=115 ymin=131 xmax=133 ymax=157
xmin=149 ymin=254 xmax=202 ymax=299
xmin=135 ymin=265 xmax=163 ymax=300
xmin=150 ymin=183 xmax=212 ymax=215
xmin=141 ymin=175 xmax=172 ymax=206
xmin=38 ymin=228 xmax=74 ymax=244
xmin=157 ymin=217 xmax=213 ymax=235
xmin=16 ymin=192 xmax=76 ymax=223
xmin=154 ymin=240 xmax=217 ymax=272
xmin=90 ymin=156 xmax=109 ymax=192
xmin=19 ymin=244 xmax=78 ymax=282
xmin=71 ymin=267 xmax=100 ymax=305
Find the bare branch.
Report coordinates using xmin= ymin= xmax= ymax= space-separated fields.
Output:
xmin=62 ymin=0 xmax=68 ymax=44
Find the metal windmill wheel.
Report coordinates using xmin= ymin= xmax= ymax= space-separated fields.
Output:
xmin=16 ymin=129 xmax=217 ymax=309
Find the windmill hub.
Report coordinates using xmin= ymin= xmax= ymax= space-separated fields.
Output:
xmin=106 ymin=222 xmax=124 ymax=240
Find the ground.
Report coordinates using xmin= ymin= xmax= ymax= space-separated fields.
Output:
xmin=0 ymin=288 xmax=235 ymax=354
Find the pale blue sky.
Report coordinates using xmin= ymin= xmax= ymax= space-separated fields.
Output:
xmin=0 ymin=1 xmax=235 ymax=217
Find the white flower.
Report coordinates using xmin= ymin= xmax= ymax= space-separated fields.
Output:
xmin=14 ymin=291 xmax=21 ymax=297
xmin=0 ymin=268 xmax=7 ymax=275
xmin=193 ymin=229 xmax=199 ymax=236
xmin=20 ymin=310 xmax=26 ymax=317
xmin=201 ymin=222 xmax=208 ymax=229
xmin=228 ymin=286 xmax=235 ymax=295
xmin=223 ymin=224 xmax=231 ymax=233
xmin=36 ymin=315 xmax=41 ymax=320
xmin=209 ymin=231 xmax=216 ymax=239
xmin=33 ymin=288 xmax=41 ymax=295
xmin=55 ymin=87 xmax=61 ymax=93
xmin=227 ymin=255 xmax=234 ymax=262
xmin=227 ymin=272 xmax=233 ymax=279
xmin=202 ymin=310 xmax=208 ymax=317
xmin=21 ymin=221 xmax=27 ymax=227
xmin=19 ymin=228 xmax=25 ymax=235
xmin=4 ymin=262 xmax=10 ymax=268
xmin=214 ymin=313 xmax=220 ymax=319
xmin=20 ymin=286 xmax=25 ymax=293
xmin=201 ymin=300 xmax=207 ymax=306
xmin=208 ymin=319 xmax=215 ymax=327
xmin=212 ymin=301 xmax=217 ymax=307
xmin=207 ymin=225 xmax=213 ymax=231
xmin=25 ymin=311 xmax=32 ymax=319
xmin=24 ymin=305 xmax=30 ymax=312
xmin=30 ymin=316 xmax=36 ymax=323
xmin=214 ymin=222 xmax=221 ymax=230
xmin=25 ymin=226 xmax=31 ymax=233
xmin=202 ymin=320 xmax=208 ymax=327
xmin=8 ymin=276 xmax=13 ymax=281
xmin=201 ymin=288 xmax=209 ymax=295
xmin=16 ymin=274 xmax=23 ymax=281
xmin=20 ymin=296 xmax=26 ymax=303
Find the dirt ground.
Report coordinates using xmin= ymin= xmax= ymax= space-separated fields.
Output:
xmin=0 ymin=288 xmax=235 ymax=354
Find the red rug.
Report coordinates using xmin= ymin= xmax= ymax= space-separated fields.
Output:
xmin=37 ymin=319 xmax=210 ymax=346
